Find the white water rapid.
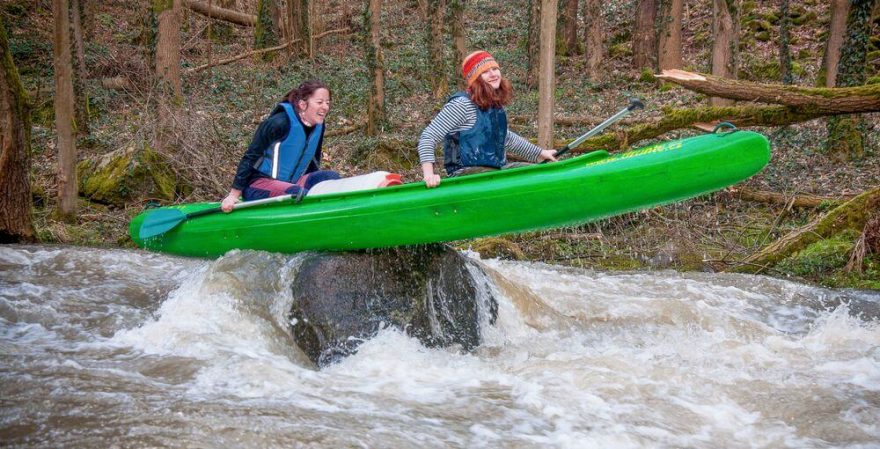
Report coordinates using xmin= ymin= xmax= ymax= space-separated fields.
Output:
xmin=1 ymin=245 xmax=878 ymax=448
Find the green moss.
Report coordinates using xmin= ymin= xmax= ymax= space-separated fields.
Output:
xmin=608 ymin=42 xmax=632 ymax=59
xmin=776 ymin=230 xmax=858 ymax=277
xmin=748 ymin=19 xmax=773 ymax=32
xmin=639 ymin=68 xmax=656 ymax=83
xmin=791 ymin=11 xmax=817 ymax=26
xmin=760 ymin=13 xmax=779 ymax=25
xmin=755 ymin=31 xmax=771 ymax=42
xmin=77 ymin=146 xmax=188 ymax=207
xmin=466 ymin=237 xmax=525 ymax=260
xmin=659 ymin=82 xmax=676 ymax=92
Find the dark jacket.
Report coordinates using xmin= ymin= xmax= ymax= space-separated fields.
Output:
xmin=231 ymin=102 xmax=325 ymax=191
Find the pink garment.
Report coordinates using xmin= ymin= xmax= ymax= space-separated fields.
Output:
xmin=248 ymin=176 xmax=308 ymax=197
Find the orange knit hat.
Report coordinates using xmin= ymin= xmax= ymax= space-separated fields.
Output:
xmin=461 ymin=51 xmax=500 ymax=86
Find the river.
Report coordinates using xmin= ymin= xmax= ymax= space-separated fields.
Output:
xmin=1 ymin=245 xmax=878 ymax=448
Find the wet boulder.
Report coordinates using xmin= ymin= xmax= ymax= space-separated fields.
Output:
xmin=289 ymin=245 xmax=497 ymax=367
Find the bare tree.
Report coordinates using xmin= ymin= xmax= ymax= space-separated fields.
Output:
xmin=70 ymin=0 xmax=89 ymax=135
xmin=527 ymin=0 xmax=541 ymax=87
xmin=310 ymin=1 xmax=323 ymax=56
xmin=155 ymin=0 xmax=181 ymax=154
xmin=582 ymin=0 xmax=604 ymax=81
xmin=364 ymin=0 xmax=385 ymax=136
xmin=710 ymin=0 xmax=739 ymax=106
xmin=632 ymin=0 xmax=656 ymax=70
xmin=53 ymin=0 xmax=78 ymax=221
xmin=0 ymin=17 xmax=35 ymax=242
xmin=537 ymin=0 xmax=558 ymax=150
xmin=779 ymin=0 xmax=792 ymax=84
xmin=657 ymin=0 xmax=682 ymax=70
xmin=822 ymin=0 xmax=851 ymax=87
xmin=448 ymin=0 xmax=467 ymax=89
xmin=559 ymin=0 xmax=579 ymax=56
xmin=255 ymin=0 xmax=279 ymax=59
xmin=426 ymin=0 xmax=447 ymax=99
xmin=826 ymin=0 xmax=875 ymax=161
xmin=290 ymin=0 xmax=312 ymax=57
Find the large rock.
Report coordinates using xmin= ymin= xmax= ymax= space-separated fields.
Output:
xmin=77 ymin=146 xmax=190 ymax=207
xmin=289 ymin=245 xmax=497 ymax=367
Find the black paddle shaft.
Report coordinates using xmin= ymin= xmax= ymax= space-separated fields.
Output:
xmin=549 ymin=97 xmax=645 ymax=161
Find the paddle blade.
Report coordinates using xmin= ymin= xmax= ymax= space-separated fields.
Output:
xmin=138 ymin=209 xmax=188 ymax=239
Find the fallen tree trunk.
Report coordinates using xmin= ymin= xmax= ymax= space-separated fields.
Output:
xmin=183 ymin=0 xmax=256 ymax=27
xmin=735 ymin=187 xmax=853 ymax=208
xmin=730 ymin=186 xmax=880 ymax=274
xmin=569 ymin=104 xmax=822 ymax=151
xmin=561 ymin=70 xmax=880 ymax=153
xmin=656 ymin=69 xmax=880 ymax=114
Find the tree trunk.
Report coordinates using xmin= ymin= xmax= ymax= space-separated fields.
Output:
xmin=448 ymin=0 xmax=467 ymax=89
xmin=527 ymin=0 xmax=541 ymax=88
xmin=558 ymin=0 xmax=579 ymax=56
xmin=821 ymin=0 xmax=850 ymax=87
xmin=70 ymin=0 xmax=89 ymax=135
xmin=0 ymin=17 xmax=36 ymax=242
xmin=291 ymin=0 xmax=311 ymax=57
xmin=732 ymin=186 xmax=880 ymax=274
xmin=155 ymin=0 xmax=181 ymax=155
xmin=582 ymin=0 xmax=604 ymax=81
xmin=254 ymin=0 xmax=279 ymax=60
xmin=364 ymin=0 xmax=385 ymax=136
xmin=710 ymin=0 xmax=739 ymax=106
xmin=657 ymin=0 xmax=682 ymax=71
xmin=183 ymin=0 xmax=256 ymax=26
xmin=426 ymin=0 xmax=447 ymax=99
xmin=779 ymin=0 xmax=792 ymax=84
xmin=656 ymin=69 xmax=880 ymax=114
xmin=52 ymin=0 xmax=78 ymax=221
xmin=826 ymin=0 xmax=874 ymax=162
xmin=309 ymin=0 xmax=323 ymax=57
xmin=537 ymin=0 xmax=558 ymax=150
xmin=632 ymin=0 xmax=656 ymax=70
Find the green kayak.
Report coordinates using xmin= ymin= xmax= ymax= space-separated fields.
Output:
xmin=130 ymin=130 xmax=770 ymax=258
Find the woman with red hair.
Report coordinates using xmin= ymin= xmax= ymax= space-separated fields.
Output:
xmin=417 ymin=50 xmax=557 ymax=188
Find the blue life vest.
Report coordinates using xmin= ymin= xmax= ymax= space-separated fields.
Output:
xmin=255 ymin=103 xmax=323 ymax=183
xmin=443 ymin=92 xmax=507 ymax=175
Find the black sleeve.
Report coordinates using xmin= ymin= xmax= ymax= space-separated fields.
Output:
xmin=231 ymin=111 xmax=291 ymax=191
xmin=306 ymin=126 xmax=326 ymax=174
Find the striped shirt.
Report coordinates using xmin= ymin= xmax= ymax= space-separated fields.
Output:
xmin=417 ymin=97 xmax=543 ymax=165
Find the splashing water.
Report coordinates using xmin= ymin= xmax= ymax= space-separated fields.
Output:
xmin=1 ymin=245 xmax=878 ymax=448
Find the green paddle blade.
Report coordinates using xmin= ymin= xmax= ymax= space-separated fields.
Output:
xmin=138 ymin=209 xmax=188 ymax=239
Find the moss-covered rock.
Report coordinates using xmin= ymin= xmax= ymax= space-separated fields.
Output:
xmin=775 ymin=230 xmax=858 ymax=277
xmin=77 ymin=145 xmax=190 ymax=207
xmin=467 ymin=237 xmax=526 ymax=260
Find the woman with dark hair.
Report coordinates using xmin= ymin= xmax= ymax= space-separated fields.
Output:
xmin=221 ymin=79 xmax=340 ymax=212
xmin=417 ymin=50 xmax=557 ymax=188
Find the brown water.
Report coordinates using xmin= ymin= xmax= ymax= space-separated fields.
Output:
xmin=1 ymin=245 xmax=878 ymax=448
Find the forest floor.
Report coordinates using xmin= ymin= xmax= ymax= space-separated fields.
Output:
xmin=4 ymin=0 xmax=880 ymax=289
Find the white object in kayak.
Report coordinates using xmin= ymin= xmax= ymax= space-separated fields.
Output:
xmin=307 ymin=171 xmax=403 ymax=196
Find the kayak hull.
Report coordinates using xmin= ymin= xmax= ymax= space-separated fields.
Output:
xmin=130 ymin=131 xmax=771 ymax=258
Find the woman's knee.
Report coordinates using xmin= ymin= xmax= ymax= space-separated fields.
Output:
xmin=304 ymin=170 xmax=341 ymax=189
